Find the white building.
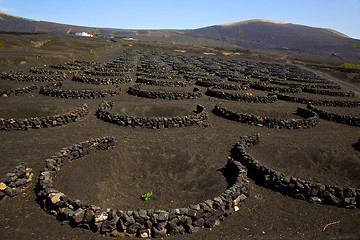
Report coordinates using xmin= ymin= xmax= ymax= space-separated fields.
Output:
xmin=75 ymin=32 xmax=93 ymax=37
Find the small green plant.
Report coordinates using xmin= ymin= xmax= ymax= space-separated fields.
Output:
xmin=42 ymin=40 xmax=52 ymax=46
xmin=28 ymin=39 xmax=33 ymax=43
xmin=9 ymin=45 xmax=18 ymax=48
xmin=90 ymin=51 xmax=96 ymax=56
xmin=193 ymin=44 xmax=202 ymax=48
xmin=19 ymin=61 xmax=27 ymax=65
xmin=141 ymin=190 xmax=153 ymax=201
xmin=307 ymin=177 xmax=313 ymax=184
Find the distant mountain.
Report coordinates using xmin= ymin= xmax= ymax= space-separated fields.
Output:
xmin=1 ymin=12 xmax=359 ymax=60
xmin=0 ymin=11 xmax=39 ymax=32
xmin=185 ymin=19 xmax=360 ymax=60
xmin=0 ymin=11 xmax=135 ymax=37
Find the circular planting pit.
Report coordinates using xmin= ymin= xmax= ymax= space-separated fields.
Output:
xmin=1 ymin=71 xmax=67 ymax=82
xmin=276 ymin=92 xmax=360 ymax=107
xmin=206 ymin=87 xmax=278 ymax=103
xmin=278 ymin=91 xmax=359 ymax=101
xmin=136 ymin=77 xmax=194 ymax=87
xmin=128 ymin=84 xmax=203 ymax=100
xmin=72 ymin=75 xmax=132 ymax=85
xmin=231 ymin=134 xmax=360 ymax=208
xmin=249 ymin=83 xmax=301 ymax=94
xmin=0 ymin=84 xmax=37 ymax=97
xmin=196 ymin=79 xmax=249 ymax=91
xmin=213 ymin=103 xmax=319 ymax=129
xmin=96 ymin=101 xmax=208 ymax=128
xmin=39 ymin=82 xmax=122 ymax=99
xmin=269 ymin=79 xmax=341 ymax=90
xmin=307 ymin=105 xmax=359 ymax=127
xmin=0 ymin=104 xmax=88 ymax=130
xmin=36 ymin=137 xmax=250 ymax=238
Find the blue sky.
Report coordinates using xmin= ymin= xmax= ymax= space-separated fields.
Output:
xmin=1 ymin=0 xmax=359 ymax=39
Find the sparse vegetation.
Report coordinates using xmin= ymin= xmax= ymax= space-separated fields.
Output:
xmin=340 ymin=63 xmax=360 ymax=69
xmin=141 ymin=190 xmax=153 ymax=201
xmin=193 ymin=44 xmax=203 ymax=48
xmin=28 ymin=39 xmax=33 ymax=43
xmin=307 ymin=177 xmax=313 ymax=184
xmin=0 ymin=42 xmax=4 ymax=48
xmin=90 ymin=51 xmax=96 ymax=56
xmin=42 ymin=40 xmax=52 ymax=46
xmin=9 ymin=45 xmax=18 ymax=48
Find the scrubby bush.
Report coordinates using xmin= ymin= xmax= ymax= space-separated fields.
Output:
xmin=90 ymin=51 xmax=96 ymax=56
xmin=340 ymin=63 xmax=360 ymax=69
xmin=42 ymin=40 xmax=52 ymax=46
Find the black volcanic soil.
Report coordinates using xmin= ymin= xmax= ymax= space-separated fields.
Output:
xmin=0 ymin=33 xmax=359 ymax=240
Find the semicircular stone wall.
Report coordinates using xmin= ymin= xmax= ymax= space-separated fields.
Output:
xmin=307 ymin=105 xmax=360 ymax=127
xmin=72 ymin=75 xmax=131 ymax=85
xmin=96 ymin=101 xmax=209 ymax=128
xmin=36 ymin=137 xmax=250 ymax=238
xmin=230 ymin=134 xmax=360 ymax=208
xmin=213 ymin=103 xmax=319 ymax=129
xmin=206 ymin=87 xmax=278 ymax=103
xmin=0 ymin=162 xmax=33 ymax=200
xmin=127 ymin=84 xmax=203 ymax=100
xmin=276 ymin=93 xmax=360 ymax=107
xmin=136 ymin=77 xmax=193 ymax=87
xmin=1 ymin=72 xmax=66 ymax=82
xmin=0 ymin=104 xmax=89 ymax=130
xmin=0 ymin=85 xmax=37 ymax=97
xmin=39 ymin=82 xmax=121 ymax=99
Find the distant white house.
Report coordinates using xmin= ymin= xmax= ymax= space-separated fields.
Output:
xmin=75 ymin=32 xmax=93 ymax=37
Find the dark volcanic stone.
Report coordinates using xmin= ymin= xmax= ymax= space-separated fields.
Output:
xmin=205 ymin=216 xmax=220 ymax=228
xmin=72 ymin=208 xmax=86 ymax=224
xmin=157 ymin=211 xmax=168 ymax=222
xmin=83 ymin=209 xmax=95 ymax=223
xmin=127 ymin=222 xmax=142 ymax=234
xmin=193 ymin=218 xmax=205 ymax=227
xmin=152 ymin=227 xmax=166 ymax=238
xmin=325 ymin=193 xmax=342 ymax=206
xmin=167 ymin=218 xmax=178 ymax=230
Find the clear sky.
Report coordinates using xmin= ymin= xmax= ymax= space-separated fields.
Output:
xmin=1 ymin=0 xmax=359 ymax=39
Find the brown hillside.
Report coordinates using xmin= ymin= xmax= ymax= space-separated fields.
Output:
xmin=186 ymin=20 xmax=360 ymax=60
xmin=1 ymin=12 xmax=360 ymax=60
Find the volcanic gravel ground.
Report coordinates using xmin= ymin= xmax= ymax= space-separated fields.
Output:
xmin=0 ymin=35 xmax=359 ymax=240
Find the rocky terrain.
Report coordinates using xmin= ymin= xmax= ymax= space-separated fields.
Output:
xmin=0 ymin=33 xmax=359 ymax=239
